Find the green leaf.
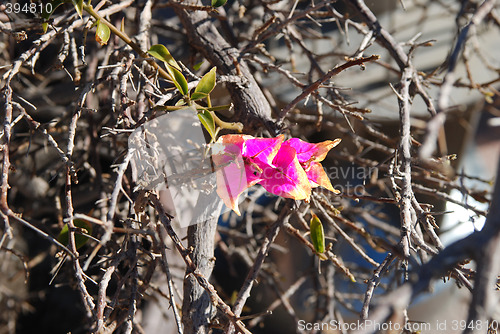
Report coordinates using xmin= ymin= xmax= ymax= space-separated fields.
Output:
xmin=193 ymin=61 xmax=204 ymax=71
xmin=190 ymin=92 xmax=208 ymax=101
xmin=198 ymin=110 xmax=216 ymax=141
xmin=310 ymin=214 xmax=325 ymax=255
xmin=211 ymin=0 xmax=228 ymax=8
xmin=191 ymin=67 xmax=217 ymax=101
xmin=147 ymin=44 xmax=180 ymax=71
xmin=72 ymin=0 xmax=83 ymax=18
xmin=57 ymin=219 xmax=93 ymax=250
xmin=147 ymin=44 xmax=187 ymax=95
xmin=165 ymin=64 xmax=189 ymax=96
xmin=95 ymin=20 xmax=111 ymax=46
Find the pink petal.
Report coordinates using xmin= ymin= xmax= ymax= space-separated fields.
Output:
xmin=238 ymin=135 xmax=286 ymax=188
xmin=215 ymin=162 xmax=255 ymax=216
xmin=243 ymin=135 xmax=284 ymax=164
xmin=306 ymin=162 xmax=339 ymax=194
xmin=213 ymin=140 xmax=254 ymax=216
xmin=258 ymin=145 xmax=311 ymax=200
xmin=283 ymin=138 xmax=341 ymax=164
xmin=217 ymin=134 xmax=252 ymax=154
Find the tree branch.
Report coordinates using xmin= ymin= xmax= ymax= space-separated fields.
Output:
xmin=172 ymin=1 xmax=277 ymax=134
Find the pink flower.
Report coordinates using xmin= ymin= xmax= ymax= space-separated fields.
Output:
xmin=214 ymin=135 xmax=341 ymax=215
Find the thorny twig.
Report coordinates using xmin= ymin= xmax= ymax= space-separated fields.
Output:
xmin=279 ymin=55 xmax=380 ymax=118
xmin=396 ymin=65 xmax=414 ymax=260
xmin=361 ymin=253 xmax=396 ymax=320
xmin=64 ymin=91 xmax=96 ymax=318
xmin=104 ymin=150 xmax=132 ymax=244
xmin=312 ymin=194 xmax=379 ymax=267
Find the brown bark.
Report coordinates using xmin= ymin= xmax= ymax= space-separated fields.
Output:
xmin=181 ymin=215 xmax=219 ymax=334
xmin=173 ymin=4 xmax=278 ymax=134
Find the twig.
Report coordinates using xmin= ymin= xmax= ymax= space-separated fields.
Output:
xmin=156 ymin=224 xmax=184 ymax=334
xmin=14 ymin=103 xmax=76 ymax=176
xmin=397 ymin=66 xmax=414 ymax=259
xmin=96 ymin=256 xmax=122 ymax=332
xmin=104 ymin=150 xmax=132 ymax=244
xmin=411 ymin=197 xmax=443 ymax=250
xmin=1 ymin=85 xmax=14 ymax=243
xmin=124 ymin=234 xmax=139 ymax=334
xmin=8 ymin=212 xmax=74 ymax=258
xmin=247 ymin=276 xmax=306 ymax=328
xmin=242 ymin=0 xmax=331 ymax=53
xmin=279 ymin=55 xmax=380 ymax=118
xmin=361 ymin=253 xmax=396 ymax=319
xmin=312 ymin=194 xmax=379 ymax=267
xmin=412 ymin=183 xmax=487 ymax=217
xmin=345 ymin=0 xmax=408 ymax=69
xmin=248 ymin=55 xmax=367 ymax=122
xmin=283 ymin=220 xmax=355 ymax=281
xmin=61 ymin=77 xmax=96 ymax=319
xmin=229 ymin=200 xmax=293 ymax=331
